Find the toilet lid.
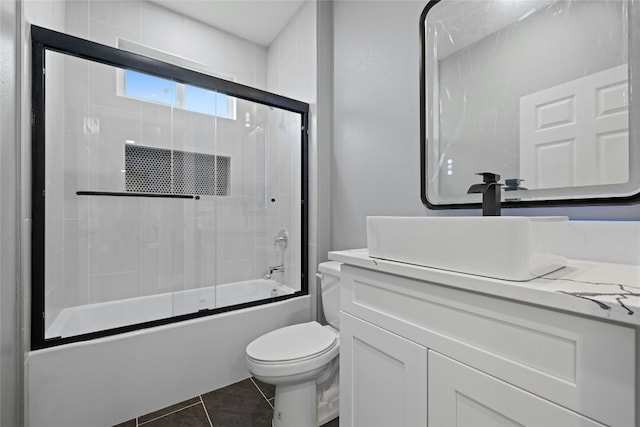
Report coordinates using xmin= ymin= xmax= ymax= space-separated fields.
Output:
xmin=247 ymin=321 xmax=337 ymax=362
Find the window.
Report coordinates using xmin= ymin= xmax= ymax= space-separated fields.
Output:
xmin=124 ymin=70 xmax=176 ymax=105
xmin=184 ymin=83 xmax=232 ymax=118
xmin=119 ymin=39 xmax=236 ymax=120
xmin=123 ymin=70 xmax=235 ymax=120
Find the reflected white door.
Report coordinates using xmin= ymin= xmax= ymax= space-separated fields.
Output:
xmin=520 ymin=64 xmax=628 ymax=189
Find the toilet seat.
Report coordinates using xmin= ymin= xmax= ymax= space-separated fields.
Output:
xmin=246 ymin=321 xmax=340 ymax=380
xmin=247 ymin=321 xmax=337 ymax=363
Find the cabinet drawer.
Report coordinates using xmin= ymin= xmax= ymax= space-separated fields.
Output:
xmin=428 ymin=350 xmax=606 ymax=427
xmin=341 ymin=265 xmax=635 ymax=427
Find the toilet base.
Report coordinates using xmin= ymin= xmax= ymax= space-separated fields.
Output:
xmin=272 ymin=379 xmax=317 ymax=427
xmin=317 ymin=368 xmax=339 ymax=425
xmin=269 ymin=363 xmax=339 ymax=427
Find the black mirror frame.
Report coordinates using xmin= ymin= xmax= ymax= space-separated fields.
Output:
xmin=419 ymin=0 xmax=640 ymax=210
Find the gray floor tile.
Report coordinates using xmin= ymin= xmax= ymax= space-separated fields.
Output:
xmin=113 ymin=420 xmax=136 ymax=427
xmin=251 ymin=377 xmax=275 ymax=400
xmin=201 ymin=378 xmax=272 ymax=427
xmin=138 ymin=396 xmax=201 ymax=424
xmin=139 ymin=402 xmax=210 ymax=427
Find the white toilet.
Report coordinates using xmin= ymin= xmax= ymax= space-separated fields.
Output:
xmin=246 ymin=261 xmax=341 ymax=427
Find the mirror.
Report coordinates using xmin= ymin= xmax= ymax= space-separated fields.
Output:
xmin=421 ymin=0 xmax=640 ymax=208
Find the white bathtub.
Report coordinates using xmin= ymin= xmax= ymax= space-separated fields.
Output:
xmin=46 ymin=278 xmax=295 ymax=338
xmin=28 ymin=281 xmax=309 ymax=427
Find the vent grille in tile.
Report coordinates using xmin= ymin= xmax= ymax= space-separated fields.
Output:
xmin=125 ymin=144 xmax=230 ymax=196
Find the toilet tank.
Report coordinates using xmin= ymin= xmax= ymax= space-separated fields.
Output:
xmin=318 ymin=261 xmax=341 ymax=330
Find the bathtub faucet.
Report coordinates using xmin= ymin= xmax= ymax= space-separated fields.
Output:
xmin=269 ymin=264 xmax=285 ymax=275
xmin=264 ymin=264 xmax=284 ymax=280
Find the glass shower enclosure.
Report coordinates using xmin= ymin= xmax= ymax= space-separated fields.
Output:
xmin=31 ymin=26 xmax=308 ymax=349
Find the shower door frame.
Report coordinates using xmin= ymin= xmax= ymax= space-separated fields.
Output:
xmin=31 ymin=25 xmax=310 ymax=350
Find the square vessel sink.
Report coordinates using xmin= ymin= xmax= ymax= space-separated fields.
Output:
xmin=366 ymin=216 xmax=568 ymax=281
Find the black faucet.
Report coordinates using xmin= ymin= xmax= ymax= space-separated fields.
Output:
xmin=467 ymin=172 xmax=502 ymax=216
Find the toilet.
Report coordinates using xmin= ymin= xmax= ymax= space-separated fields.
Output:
xmin=246 ymin=261 xmax=341 ymax=427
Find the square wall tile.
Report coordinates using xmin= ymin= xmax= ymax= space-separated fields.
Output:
xmin=140 ymin=243 xmax=161 ymax=297
xmin=222 ymin=259 xmax=256 ymax=284
xmin=88 ymin=17 xmax=139 ymax=49
xmin=223 ymin=34 xmax=255 ymax=74
xmin=65 ymin=0 xmax=89 ymax=38
xmin=88 ymin=60 xmax=141 ymax=114
xmin=87 ymin=105 xmax=140 ymax=192
xmin=172 ymin=109 xmax=217 ymax=155
xmin=88 ymin=196 xmax=141 ymax=275
xmin=254 ymin=47 xmax=268 ymax=91
xmin=89 ymin=0 xmax=140 ymax=34
xmin=63 ymin=130 xmax=90 ymax=221
xmin=63 ymin=55 xmax=89 ymax=134
xmin=184 ymin=17 xmax=224 ymax=70
xmin=140 ymin=1 xmax=186 ymax=55
xmin=89 ymin=271 xmax=140 ymax=304
xmin=63 ymin=219 xmax=90 ymax=308
xmin=139 ymin=103 xmax=174 ymax=151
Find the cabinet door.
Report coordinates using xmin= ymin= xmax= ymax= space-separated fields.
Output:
xmin=340 ymin=312 xmax=427 ymax=427
xmin=428 ymin=351 xmax=606 ymax=427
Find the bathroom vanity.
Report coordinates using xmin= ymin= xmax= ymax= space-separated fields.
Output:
xmin=329 ymin=248 xmax=640 ymax=427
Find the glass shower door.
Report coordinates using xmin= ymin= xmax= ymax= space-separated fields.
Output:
xmin=32 ymin=26 xmax=309 ymax=349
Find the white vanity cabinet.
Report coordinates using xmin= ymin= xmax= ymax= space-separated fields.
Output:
xmin=338 ymin=263 xmax=636 ymax=427
xmin=340 ymin=312 xmax=427 ymax=427
xmin=428 ymin=351 xmax=606 ymax=427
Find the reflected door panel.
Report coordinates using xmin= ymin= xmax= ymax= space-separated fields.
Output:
xmin=520 ymin=64 xmax=628 ymax=189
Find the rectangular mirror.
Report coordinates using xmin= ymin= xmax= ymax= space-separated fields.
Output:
xmin=421 ymin=0 xmax=640 ymax=208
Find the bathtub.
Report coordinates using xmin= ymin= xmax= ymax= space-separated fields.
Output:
xmin=28 ymin=281 xmax=310 ymax=427
xmin=46 ymin=278 xmax=295 ymax=338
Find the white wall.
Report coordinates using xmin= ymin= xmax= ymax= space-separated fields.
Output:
xmin=315 ymin=0 xmax=333 ymax=322
xmin=332 ymin=0 xmax=428 ymax=250
xmin=0 ymin=0 xmax=21 ymax=424
xmin=331 ymin=0 xmax=640 ymax=252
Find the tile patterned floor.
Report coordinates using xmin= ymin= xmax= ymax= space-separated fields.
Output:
xmin=113 ymin=377 xmax=340 ymax=427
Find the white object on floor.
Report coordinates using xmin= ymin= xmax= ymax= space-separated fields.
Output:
xmin=246 ymin=261 xmax=342 ymax=427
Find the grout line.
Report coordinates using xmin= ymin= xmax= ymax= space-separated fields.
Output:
xmin=200 ymin=395 xmax=214 ymax=427
xmin=250 ymin=377 xmax=273 ymax=408
xmin=137 ymin=402 xmax=202 ymax=426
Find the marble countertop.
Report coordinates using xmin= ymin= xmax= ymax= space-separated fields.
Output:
xmin=329 ymin=249 xmax=640 ymax=327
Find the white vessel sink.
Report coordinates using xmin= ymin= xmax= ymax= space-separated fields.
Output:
xmin=366 ymin=216 xmax=568 ymax=281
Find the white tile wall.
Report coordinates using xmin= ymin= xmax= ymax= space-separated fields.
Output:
xmin=266 ymin=1 xmax=317 ymax=293
xmin=41 ymin=0 xmax=309 ymax=319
